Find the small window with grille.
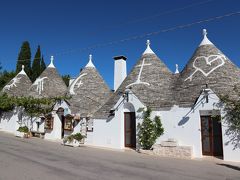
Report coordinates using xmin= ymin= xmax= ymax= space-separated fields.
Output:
xmin=45 ymin=115 xmax=54 ymax=130
xmin=64 ymin=115 xmax=73 ymax=131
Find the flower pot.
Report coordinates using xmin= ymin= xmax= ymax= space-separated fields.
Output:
xmin=15 ymin=131 xmax=28 ymax=138
xmin=63 ymin=139 xmax=80 ymax=147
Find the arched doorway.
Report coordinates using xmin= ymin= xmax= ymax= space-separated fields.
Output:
xmin=56 ymin=107 xmax=65 ymax=139
xmin=124 ymin=103 xmax=136 ymax=148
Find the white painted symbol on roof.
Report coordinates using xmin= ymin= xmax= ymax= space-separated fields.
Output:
xmin=3 ymin=77 xmax=22 ymax=91
xmin=126 ymin=58 xmax=151 ymax=88
xmin=33 ymin=77 xmax=48 ymax=95
xmin=69 ymin=73 xmax=87 ymax=95
xmin=185 ymin=54 xmax=226 ymax=81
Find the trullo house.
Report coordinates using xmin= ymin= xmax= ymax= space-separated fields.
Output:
xmin=85 ymin=29 xmax=240 ymax=162
xmin=0 ymin=65 xmax=32 ymax=132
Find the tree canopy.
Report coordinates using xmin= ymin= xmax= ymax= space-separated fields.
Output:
xmin=40 ymin=56 xmax=46 ymax=74
xmin=62 ymin=75 xmax=70 ymax=87
xmin=16 ymin=41 xmax=31 ymax=76
xmin=31 ymin=45 xmax=42 ymax=82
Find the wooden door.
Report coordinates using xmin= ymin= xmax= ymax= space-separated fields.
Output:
xmin=200 ymin=116 xmax=223 ymax=156
xmin=201 ymin=116 xmax=212 ymax=155
xmin=61 ymin=115 xmax=65 ymax=139
xmin=124 ymin=112 xmax=136 ymax=148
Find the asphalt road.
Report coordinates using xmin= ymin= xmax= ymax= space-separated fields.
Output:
xmin=0 ymin=131 xmax=239 ymax=180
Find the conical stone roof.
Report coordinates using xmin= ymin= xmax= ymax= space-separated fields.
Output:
xmin=68 ymin=55 xmax=112 ymax=116
xmin=28 ymin=56 xmax=67 ymax=98
xmin=2 ymin=65 xmax=32 ymax=97
xmin=175 ymin=29 xmax=240 ymax=107
xmin=94 ymin=40 xmax=175 ymax=119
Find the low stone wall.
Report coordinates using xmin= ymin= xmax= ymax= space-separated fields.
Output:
xmin=153 ymin=144 xmax=193 ymax=159
xmin=140 ymin=144 xmax=193 ymax=159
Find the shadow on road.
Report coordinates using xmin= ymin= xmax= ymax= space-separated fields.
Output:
xmin=217 ymin=163 xmax=240 ymax=171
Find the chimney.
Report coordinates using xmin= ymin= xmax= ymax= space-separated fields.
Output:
xmin=114 ymin=55 xmax=127 ymax=91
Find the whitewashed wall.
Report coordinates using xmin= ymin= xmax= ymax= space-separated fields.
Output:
xmin=44 ymin=113 xmax=62 ymax=140
xmin=89 ymin=89 xmax=240 ymax=162
xmin=44 ymin=100 xmax=71 ymax=140
xmin=0 ymin=108 xmax=19 ymax=133
xmin=222 ymin=117 xmax=240 ymax=162
xmin=87 ymin=91 xmax=145 ymax=149
xmin=0 ymin=107 xmax=33 ymax=134
xmin=152 ymin=89 xmax=240 ymax=162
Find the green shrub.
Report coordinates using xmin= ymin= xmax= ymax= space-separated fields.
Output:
xmin=73 ymin=133 xmax=84 ymax=142
xmin=64 ymin=133 xmax=85 ymax=143
xmin=137 ymin=107 xmax=164 ymax=150
xmin=17 ymin=126 xmax=29 ymax=133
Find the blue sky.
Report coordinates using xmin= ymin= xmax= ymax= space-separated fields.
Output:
xmin=0 ymin=0 xmax=239 ymax=89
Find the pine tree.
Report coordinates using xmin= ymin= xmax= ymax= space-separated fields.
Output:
xmin=40 ymin=56 xmax=46 ymax=74
xmin=16 ymin=41 xmax=31 ymax=76
xmin=137 ymin=107 xmax=164 ymax=149
xmin=62 ymin=75 xmax=70 ymax=87
xmin=31 ymin=45 xmax=41 ymax=81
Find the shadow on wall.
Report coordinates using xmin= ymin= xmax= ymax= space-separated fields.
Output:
xmin=215 ymin=101 xmax=240 ymax=150
xmin=1 ymin=109 xmax=17 ymax=122
xmin=224 ymin=125 xmax=240 ymax=150
xmin=217 ymin=163 xmax=240 ymax=171
xmin=178 ymin=116 xmax=190 ymax=126
xmin=106 ymin=116 xmax=114 ymax=123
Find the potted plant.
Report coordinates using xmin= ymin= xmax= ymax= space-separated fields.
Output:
xmin=15 ymin=126 xmax=29 ymax=138
xmin=63 ymin=133 xmax=84 ymax=147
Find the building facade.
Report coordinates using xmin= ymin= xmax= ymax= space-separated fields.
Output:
xmin=0 ymin=29 xmax=239 ymax=162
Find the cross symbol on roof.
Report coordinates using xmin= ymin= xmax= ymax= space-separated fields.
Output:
xmin=126 ymin=58 xmax=151 ymax=88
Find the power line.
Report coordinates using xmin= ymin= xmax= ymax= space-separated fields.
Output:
xmin=87 ymin=0 xmax=216 ymax=36
xmin=54 ymin=11 xmax=240 ymax=56
xmin=5 ymin=10 xmax=240 ymax=62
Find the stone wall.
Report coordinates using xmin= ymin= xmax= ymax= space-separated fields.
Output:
xmin=152 ymin=144 xmax=193 ymax=159
xmin=140 ymin=144 xmax=193 ymax=159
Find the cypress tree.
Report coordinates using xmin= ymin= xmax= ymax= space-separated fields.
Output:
xmin=16 ymin=41 xmax=31 ymax=76
xmin=62 ymin=75 xmax=70 ymax=87
xmin=31 ymin=45 xmax=41 ymax=81
xmin=40 ymin=56 xmax=46 ymax=73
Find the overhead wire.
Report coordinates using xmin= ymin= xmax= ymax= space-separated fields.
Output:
xmin=4 ymin=10 xmax=240 ymax=62
xmin=87 ymin=0 xmax=217 ymax=35
xmin=54 ymin=11 xmax=240 ymax=56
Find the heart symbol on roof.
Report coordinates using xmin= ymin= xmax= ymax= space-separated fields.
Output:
xmin=185 ymin=54 xmax=226 ymax=81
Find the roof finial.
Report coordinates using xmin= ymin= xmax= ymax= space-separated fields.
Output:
xmin=175 ymin=64 xmax=179 ymax=74
xmin=199 ymin=28 xmax=213 ymax=47
xmin=143 ymin=39 xmax=154 ymax=55
xmin=146 ymin=40 xmax=150 ymax=47
xmin=203 ymin=29 xmax=207 ymax=37
xmin=85 ymin=54 xmax=95 ymax=68
xmin=48 ymin=55 xmax=55 ymax=68
xmin=18 ymin=64 xmax=27 ymax=75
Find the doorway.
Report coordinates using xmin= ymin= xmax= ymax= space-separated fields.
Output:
xmin=61 ymin=115 xmax=65 ymax=139
xmin=200 ymin=116 xmax=223 ymax=157
xmin=124 ymin=112 xmax=136 ymax=148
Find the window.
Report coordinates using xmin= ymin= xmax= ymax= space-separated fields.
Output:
xmin=87 ymin=118 xmax=93 ymax=132
xmin=64 ymin=116 xmax=73 ymax=131
xmin=45 ymin=115 xmax=54 ymax=129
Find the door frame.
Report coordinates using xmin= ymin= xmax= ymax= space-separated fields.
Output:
xmin=124 ymin=112 xmax=136 ymax=148
xmin=200 ymin=115 xmax=223 ymax=156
